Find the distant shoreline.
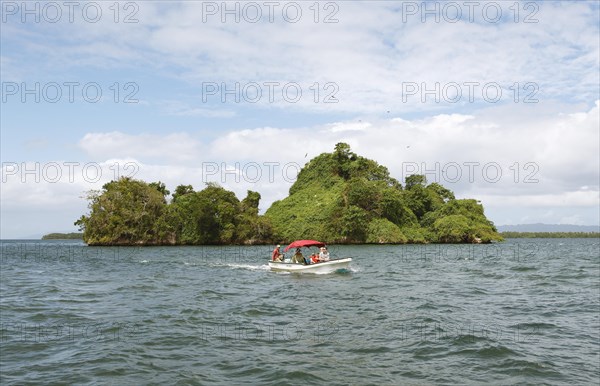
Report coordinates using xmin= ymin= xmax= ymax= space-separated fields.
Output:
xmin=500 ymin=232 xmax=599 ymax=238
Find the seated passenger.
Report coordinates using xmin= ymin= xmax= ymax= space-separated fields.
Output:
xmin=319 ymin=247 xmax=330 ymax=262
xmin=310 ymin=253 xmax=319 ymax=264
xmin=292 ymin=248 xmax=305 ymax=264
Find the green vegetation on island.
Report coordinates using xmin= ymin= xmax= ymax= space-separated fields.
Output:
xmin=266 ymin=143 xmax=501 ymax=244
xmin=75 ymin=143 xmax=502 ymax=245
xmin=41 ymin=232 xmax=84 ymax=240
xmin=75 ymin=180 xmax=272 ymax=245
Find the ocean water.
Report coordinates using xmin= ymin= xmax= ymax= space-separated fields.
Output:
xmin=0 ymin=239 xmax=598 ymax=385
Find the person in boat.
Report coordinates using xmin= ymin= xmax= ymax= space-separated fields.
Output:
xmin=319 ymin=246 xmax=330 ymax=262
xmin=310 ymin=253 xmax=319 ymax=264
xmin=292 ymin=248 xmax=305 ymax=264
xmin=271 ymin=245 xmax=283 ymax=262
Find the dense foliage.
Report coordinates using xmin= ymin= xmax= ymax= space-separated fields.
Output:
xmin=75 ymin=179 xmax=273 ymax=245
xmin=76 ymin=143 xmax=502 ymax=245
xmin=265 ymin=143 xmax=502 ymax=244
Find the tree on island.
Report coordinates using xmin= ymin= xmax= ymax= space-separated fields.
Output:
xmin=75 ymin=179 xmax=273 ymax=246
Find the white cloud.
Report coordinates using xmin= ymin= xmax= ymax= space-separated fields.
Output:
xmin=78 ymin=132 xmax=203 ymax=163
xmin=329 ymin=121 xmax=372 ymax=133
xmin=3 ymin=2 xmax=598 ymax=113
xmin=160 ymin=100 xmax=236 ymax=118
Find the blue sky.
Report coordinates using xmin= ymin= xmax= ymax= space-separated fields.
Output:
xmin=1 ymin=0 xmax=599 ymax=238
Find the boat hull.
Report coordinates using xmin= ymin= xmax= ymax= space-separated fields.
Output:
xmin=268 ymin=258 xmax=352 ymax=274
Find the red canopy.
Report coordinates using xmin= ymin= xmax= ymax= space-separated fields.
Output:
xmin=283 ymin=240 xmax=325 ymax=252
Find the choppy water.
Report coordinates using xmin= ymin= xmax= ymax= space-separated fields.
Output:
xmin=1 ymin=239 xmax=598 ymax=385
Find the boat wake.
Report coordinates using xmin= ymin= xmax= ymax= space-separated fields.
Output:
xmin=225 ymin=263 xmax=270 ymax=271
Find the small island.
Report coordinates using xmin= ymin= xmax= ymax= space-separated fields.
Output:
xmin=75 ymin=143 xmax=503 ymax=246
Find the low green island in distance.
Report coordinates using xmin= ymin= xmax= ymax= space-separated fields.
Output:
xmin=41 ymin=232 xmax=84 ymax=240
xmin=70 ymin=143 xmax=597 ymax=246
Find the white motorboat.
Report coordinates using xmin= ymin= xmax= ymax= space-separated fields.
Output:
xmin=269 ymin=239 xmax=352 ymax=274
xmin=268 ymin=257 xmax=353 ymax=274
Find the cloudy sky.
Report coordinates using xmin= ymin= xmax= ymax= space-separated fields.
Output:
xmin=1 ymin=0 xmax=599 ymax=238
